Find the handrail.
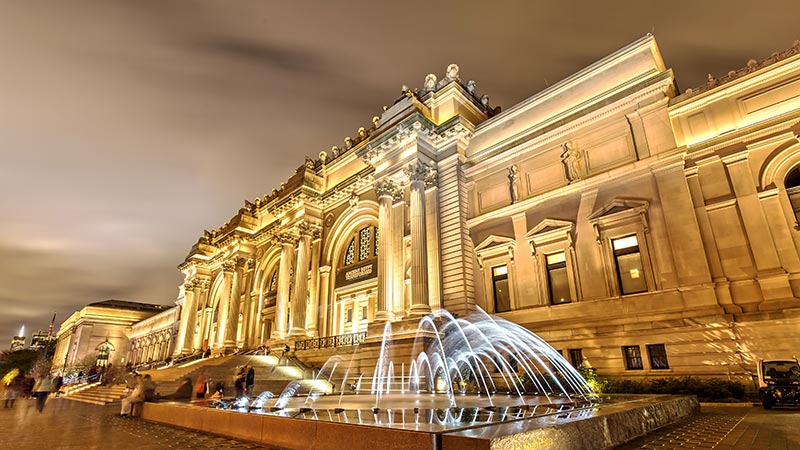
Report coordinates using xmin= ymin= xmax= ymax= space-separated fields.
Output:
xmin=294 ymin=332 xmax=366 ymax=351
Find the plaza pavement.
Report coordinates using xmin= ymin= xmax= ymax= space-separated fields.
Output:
xmin=0 ymin=397 xmax=279 ymax=450
xmin=0 ymin=397 xmax=797 ymax=450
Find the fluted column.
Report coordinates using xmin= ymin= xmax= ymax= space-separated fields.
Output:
xmin=174 ymin=280 xmax=195 ymax=356
xmin=405 ymin=161 xmax=434 ymax=315
xmin=192 ymin=280 xmax=209 ymax=351
xmin=375 ymin=180 xmax=397 ymax=321
xmin=391 ymin=190 xmax=406 ymax=316
xmin=223 ymin=257 xmax=249 ymax=350
xmin=215 ymin=261 xmax=235 ymax=349
xmin=180 ymin=281 xmax=198 ymax=354
xmin=318 ymin=266 xmax=331 ymax=336
xmin=289 ymin=225 xmax=312 ymax=337
xmin=307 ymin=233 xmax=322 ymax=336
xmin=272 ymin=234 xmax=295 ymax=338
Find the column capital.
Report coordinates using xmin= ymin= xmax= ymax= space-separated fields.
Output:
xmin=374 ymin=179 xmax=399 ymax=198
xmin=194 ymin=278 xmax=211 ymax=290
xmin=404 ymin=161 xmax=436 ymax=184
xmin=296 ymin=221 xmax=321 ymax=238
xmin=272 ymin=232 xmax=297 ymax=246
xmin=184 ymin=280 xmax=196 ymax=290
xmin=319 ymin=265 xmax=332 ymax=276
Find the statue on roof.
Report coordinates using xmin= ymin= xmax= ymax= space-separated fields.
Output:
xmin=423 ymin=74 xmax=437 ymax=93
xmin=445 ymin=63 xmax=460 ymax=81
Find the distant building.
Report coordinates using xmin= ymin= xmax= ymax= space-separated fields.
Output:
xmin=10 ymin=335 xmax=25 ymax=352
xmin=29 ymin=330 xmax=55 ymax=351
xmin=52 ymin=299 xmax=171 ymax=371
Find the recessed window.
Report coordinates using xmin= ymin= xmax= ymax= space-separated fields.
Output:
xmin=268 ymin=268 xmax=278 ymax=292
xmin=568 ymin=349 xmax=583 ymax=368
xmin=647 ymin=344 xmax=669 ymax=369
xmin=786 ymin=167 xmax=800 ymax=228
xmin=345 ymin=308 xmax=353 ymax=323
xmin=343 ymin=226 xmax=378 ymax=266
xmin=546 ymin=252 xmax=571 ymax=305
xmin=622 ymin=345 xmax=644 ymax=370
xmin=344 ymin=239 xmax=356 ymax=266
xmin=492 ymin=265 xmax=511 ymax=313
xmin=612 ymin=235 xmax=647 ymax=295
xmin=361 ymin=305 xmax=368 ymax=320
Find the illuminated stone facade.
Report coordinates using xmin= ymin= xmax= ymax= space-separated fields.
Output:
xmin=172 ymin=36 xmax=800 ymax=379
xmin=53 ymin=300 xmax=170 ymax=370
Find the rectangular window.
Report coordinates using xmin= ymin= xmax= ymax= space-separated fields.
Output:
xmin=647 ymin=344 xmax=669 ymax=369
xmin=361 ymin=305 xmax=368 ymax=320
xmin=568 ymin=349 xmax=583 ymax=368
xmin=345 ymin=308 xmax=353 ymax=323
xmin=622 ymin=345 xmax=644 ymax=370
xmin=612 ymin=235 xmax=647 ymax=295
xmin=546 ymin=252 xmax=571 ymax=305
xmin=492 ymin=265 xmax=511 ymax=313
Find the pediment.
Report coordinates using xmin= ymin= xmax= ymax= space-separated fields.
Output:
xmin=588 ymin=198 xmax=649 ymax=222
xmin=474 ymin=234 xmax=516 ymax=254
xmin=526 ymin=218 xmax=574 ymax=239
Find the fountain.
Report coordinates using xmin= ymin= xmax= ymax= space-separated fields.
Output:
xmin=146 ymin=307 xmax=698 ymax=449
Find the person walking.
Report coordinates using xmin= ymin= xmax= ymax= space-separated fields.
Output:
xmin=245 ymin=365 xmax=255 ymax=397
xmin=32 ymin=373 xmax=54 ymax=413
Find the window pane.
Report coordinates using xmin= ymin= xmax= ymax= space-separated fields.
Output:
xmin=546 ymin=252 xmax=566 ymax=265
xmin=623 ymin=345 xmax=643 ymax=370
xmin=548 ymin=266 xmax=571 ymax=304
xmin=373 ymin=227 xmax=379 ymax=257
xmin=492 ymin=265 xmax=508 ymax=276
xmin=345 ymin=239 xmax=355 ymax=265
xmin=612 ymin=235 xmax=639 ymax=251
xmin=617 ymin=252 xmax=647 ymax=294
xmin=568 ymin=349 xmax=583 ymax=367
xmin=647 ymin=344 xmax=669 ymax=369
xmin=493 ymin=278 xmax=511 ymax=313
xmin=358 ymin=227 xmax=371 ymax=261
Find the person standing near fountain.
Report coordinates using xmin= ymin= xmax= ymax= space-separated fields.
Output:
xmin=245 ymin=365 xmax=255 ymax=397
xmin=233 ymin=366 xmax=245 ymax=398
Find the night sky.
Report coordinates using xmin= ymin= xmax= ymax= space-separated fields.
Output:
xmin=0 ymin=0 xmax=797 ymax=346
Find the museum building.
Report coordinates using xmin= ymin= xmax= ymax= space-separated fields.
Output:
xmin=58 ymin=36 xmax=800 ymax=379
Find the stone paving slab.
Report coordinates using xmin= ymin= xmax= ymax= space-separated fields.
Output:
xmin=616 ymin=405 xmax=800 ymax=450
xmin=0 ymin=397 xmax=282 ymax=450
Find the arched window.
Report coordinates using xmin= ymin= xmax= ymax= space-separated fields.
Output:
xmin=96 ymin=340 xmax=114 ymax=367
xmin=785 ymin=167 xmax=800 ymax=229
xmin=343 ymin=226 xmax=378 ymax=266
xmin=268 ymin=267 xmax=279 ymax=292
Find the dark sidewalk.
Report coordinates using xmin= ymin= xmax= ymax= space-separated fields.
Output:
xmin=618 ymin=404 xmax=800 ymax=450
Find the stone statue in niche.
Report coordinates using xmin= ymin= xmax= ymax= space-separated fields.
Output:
xmin=507 ymin=164 xmax=521 ymax=204
xmin=560 ymin=143 xmax=582 ymax=184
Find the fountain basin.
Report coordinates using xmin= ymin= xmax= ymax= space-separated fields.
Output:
xmin=141 ymin=394 xmax=698 ymax=450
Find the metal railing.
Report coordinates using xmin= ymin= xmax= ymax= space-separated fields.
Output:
xmin=294 ymin=332 xmax=367 ymax=351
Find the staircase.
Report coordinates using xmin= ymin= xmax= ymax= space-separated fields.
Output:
xmin=63 ymin=383 xmax=128 ymax=405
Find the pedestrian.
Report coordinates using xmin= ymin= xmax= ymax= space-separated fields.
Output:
xmin=195 ymin=371 xmax=208 ymax=399
xmin=32 ymin=373 xmax=54 ymax=413
xmin=142 ymin=374 xmax=157 ymax=402
xmin=245 ymin=365 xmax=255 ymax=396
xmin=264 ymin=345 xmax=271 ymax=356
xmin=119 ymin=374 xmax=143 ymax=417
xmin=233 ymin=366 xmax=245 ymax=398
xmin=53 ymin=374 xmax=64 ymax=397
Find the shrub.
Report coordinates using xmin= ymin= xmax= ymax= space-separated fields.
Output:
xmin=600 ymin=376 xmax=748 ymax=402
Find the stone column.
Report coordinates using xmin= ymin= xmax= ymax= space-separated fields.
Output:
xmin=374 ymin=180 xmax=397 ymax=321
xmin=180 ymin=281 xmax=198 ymax=354
xmin=391 ymin=190 xmax=406 ymax=317
xmin=272 ymin=234 xmax=295 ymax=338
xmin=192 ymin=280 xmax=209 ymax=351
xmin=425 ymin=176 xmax=442 ymax=311
xmin=216 ymin=261 xmax=235 ymax=350
xmin=289 ymin=226 xmax=312 ymax=337
xmin=318 ymin=266 xmax=331 ymax=336
xmin=223 ymin=258 xmax=249 ymax=351
xmin=307 ymin=234 xmax=322 ymax=336
xmin=174 ymin=280 xmax=194 ymax=356
xmin=405 ymin=161 xmax=433 ymax=315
